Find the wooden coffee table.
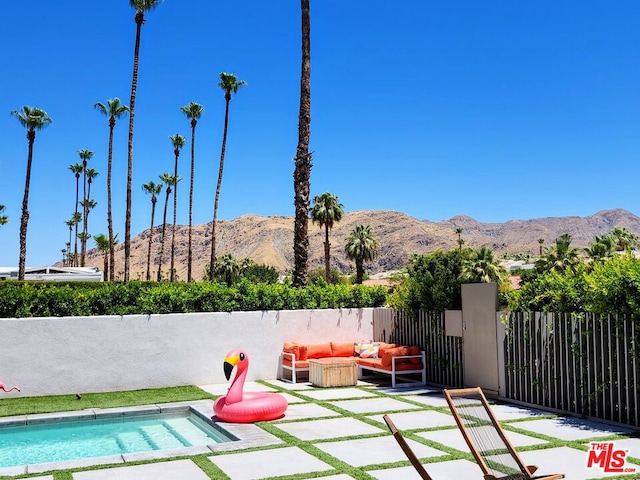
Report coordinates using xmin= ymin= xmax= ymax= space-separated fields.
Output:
xmin=309 ymin=358 xmax=358 ymax=387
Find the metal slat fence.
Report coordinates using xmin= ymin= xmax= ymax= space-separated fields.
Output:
xmin=373 ymin=308 xmax=463 ymax=387
xmin=503 ymin=312 xmax=639 ymax=427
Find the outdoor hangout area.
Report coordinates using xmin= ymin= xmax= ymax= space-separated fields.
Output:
xmin=1 ymin=287 xmax=639 ymax=478
xmin=0 ymin=380 xmax=639 ymax=479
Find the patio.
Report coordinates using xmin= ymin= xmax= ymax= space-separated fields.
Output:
xmin=1 ymin=378 xmax=639 ymax=480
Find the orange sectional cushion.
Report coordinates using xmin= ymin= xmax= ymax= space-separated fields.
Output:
xmin=305 ymin=342 xmax=333 ymax=359
xmin=282 ymin=342 xmax=308 ymax=361
xmin=357 ymin=357 xmax=422 ymax=371
xmin=281 ymin=358 xmax=309 ymax=368
xmin=378 ymin=342 xmax=398 ymax=357
xmin=381 ymin=346 xmax=410 ymax=367
xmin=408 ymin=346 xmax=421 ymax=364
xmin=331 ymin=342 xmax=355 ymax=357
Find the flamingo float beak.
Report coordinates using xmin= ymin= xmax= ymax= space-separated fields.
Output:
xmin=223 ymin=354 xmax=240 ymax=381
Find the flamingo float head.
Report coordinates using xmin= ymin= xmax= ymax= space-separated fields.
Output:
xmin=223 ymin=349 xmax=248 ymax=381
xmin=0 ymin=382 xmax=20 ymax=393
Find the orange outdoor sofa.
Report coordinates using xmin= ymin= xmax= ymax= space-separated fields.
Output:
xmin=279 ymin=340 xmax=427 ymax=387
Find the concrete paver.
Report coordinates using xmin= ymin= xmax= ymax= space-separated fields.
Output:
xmin=487 ymin=402 xmax=550 ymax=421
xmin=315 ymin=435 xmax=448 ymax=467
xmin=280 ymin=401 xmax=341 ymax=420
xmin=368 ymin=458 xmax=480 ymax=480
xmin=330 ymin=396 xmax=423 ymax=414
xmin=275 ymin=416 xmax=384 ymax=441
xmin=417 ymin=424 xmax=549 ymax=451
xmin=208 ymin=446 xmax=334 ymax=480
xmin=512 ymin=416 xmax=636 ymax=441
xmin=367 ymin=410 xmax=458 ymax=430
xmin=72 ymin=460 xmax=209 ymax=480
xmin=296 ymin=386 xmax=378 ymax=400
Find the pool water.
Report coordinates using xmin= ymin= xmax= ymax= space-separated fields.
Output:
xmin=0 ymin=411 xmax=234 ymax=468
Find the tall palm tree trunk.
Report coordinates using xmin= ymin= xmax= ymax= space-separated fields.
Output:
xmin=292 ymin=0 xmax=312 ymax=287
xmin=81 ymin=164 xmax=88 ymax=266
xmin=18 ymin=131 xmax=36 ymax=281
xmin=73 ymin=177 xmax=80 ymax=267
xmin=170 ymin=150 xmax=179 ymax=282
xmin=209 ymin=98 xmax=230 ymax=281
xmin=187 ymin=121 xmax=196 ymax=282
xmin=324 ymin=225 xmax=331 ymax=282
xmin=146 ymin=198 xmax=157 ymax=281
xmin=107 ymin=118 xmax=116 ymax=281
xmin=157 ymin=187 xmax=171 ymax=281
xmin=124 ymin=10 xmax=144 ymax=283
xmin=356 ymin=259 xmax=364 ymax=285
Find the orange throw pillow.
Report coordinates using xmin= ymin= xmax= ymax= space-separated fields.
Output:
xmin=381 ymin=346 xmax=410 ymax=367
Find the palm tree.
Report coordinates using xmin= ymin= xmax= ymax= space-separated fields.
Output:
xmin=69 ymin=211 xmax=82 ymax=266
xmin=584 ymin=234 xmax=615 ymax=267
xmin=93 ymin=233 xmax=110 ymax=279
xmin=95 ymin=98 xmax=129 ymax=281
xmin=345 ymin=224 xmax=379 ymax=284
xmin=609 ymin=226 xmax=639 ymax=252
xmin=142 ymin=180 xmax=162 ymax=281
xmin=310 ymin=192 xmax=344 ymax=283
xmin=0 ymin=205 xmax=8 ymax=227
xmin=82 ymin=166 xmax=99 ymax=266
xmin=68 ymin=163 xmax=84 ymax=266
xmin=537 ymin=238 xmax=545 ymax=256
xmin=77 ymin=149 xmax=94 ymax=265
xmin=124 ymin=0 xmax=161 ymax=283
xmin=460 ymin=247 xmax=505 ymax=283
xmin=157 ymin=172 xmax=177 ymax=281
xmin=79 ymin=199 xmax=97 ymax=261
xmin=215 ymin=253 xmax=239 ymax=287
xmin=180 ymin=102 xmax=204 ymax=282
xmin=65 ymin=241 xmax=71 ymax=266
xmin=293 ymin=0 xmax=312 ymax=287
xmin=535 ymin=233 xmax=581 ymax=274
xmin=11 ymin=106 xmax=52 ymax=280
xmin=168 ymin=134 xmax=186 ymax=282
xmin=455 ymin=227 xmax=465 ymax=250
xmin=209 ymin=74 xmax=245 ymax=281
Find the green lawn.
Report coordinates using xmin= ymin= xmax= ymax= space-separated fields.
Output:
xmin=0 ymin=386 xmax=213 ymax=417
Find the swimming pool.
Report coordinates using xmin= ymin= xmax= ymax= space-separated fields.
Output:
xmin=0 ymin=405 xmax=236 ymax=468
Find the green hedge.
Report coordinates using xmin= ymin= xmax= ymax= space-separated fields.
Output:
xmin=0 ymin=280 xmax=388 ymax=318
xmin=509 ymin=254 xmax=640 ymax=316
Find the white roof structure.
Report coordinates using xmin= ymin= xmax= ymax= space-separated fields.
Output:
xmin=0 ymin=266 xmax=103 ymax=282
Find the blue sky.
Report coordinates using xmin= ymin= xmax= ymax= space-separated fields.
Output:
xmin=1 ymin=1 xmax=639 ymax=267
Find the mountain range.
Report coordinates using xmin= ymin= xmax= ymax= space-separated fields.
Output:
xmin=82 ymin=208 xmax=640 ymax=280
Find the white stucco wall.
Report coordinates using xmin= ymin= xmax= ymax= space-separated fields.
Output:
xmin=0 ymin=309 xmax=374 ymax=397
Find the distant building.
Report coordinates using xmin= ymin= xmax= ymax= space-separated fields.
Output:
xmin=0 ymin=266 xmax=103 ymax=282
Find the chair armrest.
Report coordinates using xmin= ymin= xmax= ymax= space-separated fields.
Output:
xmin=281 ymin=351 xmax=296 ymax=364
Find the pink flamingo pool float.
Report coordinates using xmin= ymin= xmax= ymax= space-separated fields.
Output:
xmin=0 ymin=381 xmax=20 ymax=393
xmin=213 ymin=349 xmax=287 ymax=423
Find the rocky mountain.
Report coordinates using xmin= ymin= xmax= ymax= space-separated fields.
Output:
xmin=82 ymin=208 xmax=640 ymax=280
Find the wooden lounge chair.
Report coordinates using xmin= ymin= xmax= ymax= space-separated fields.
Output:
xmin=383 ymin=414 xmax=433 ymax=480
xmin=443 ymin=387 xmax=565 ymax=480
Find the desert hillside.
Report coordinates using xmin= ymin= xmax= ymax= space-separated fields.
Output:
xmin=81 ymin=208 xmax=640 ymax=280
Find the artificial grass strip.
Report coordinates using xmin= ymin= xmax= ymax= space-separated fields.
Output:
xmin=0 ymin=385 xmax=213 ymax=417
xmin=191 ymin=454 xmax=231 ymax=480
